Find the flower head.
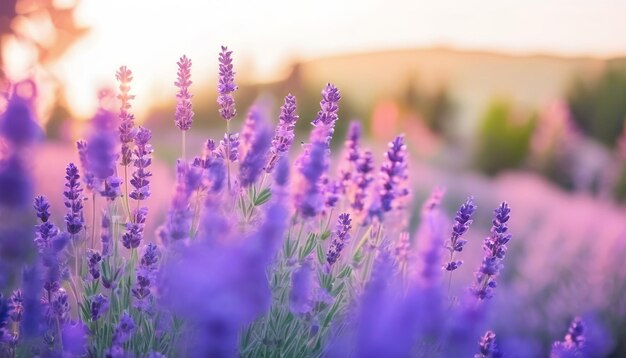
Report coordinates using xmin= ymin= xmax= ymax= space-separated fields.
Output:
xmin=310 ymin=83 xmax=341 ymax=146
xmin=239 ymin=124 xmax=272 ymax=187
xmin=122 ymin=207 xmax=148 ymax=249
xmin=76 ymin=140 xmax=96 ymax=192
xmin=112 ymin=311 xmax=136 ymax=345
xmin=175 ymin=55 xmax=194 ymax=131
xmin=63 ymin=163 xmax=84 ymax=236
xmin=116 ymin=66 xmax=136 ymax=165
xmin=326 ymin=213 xmax=352 ymax=265
xmin=129 ymin=126 xmax=153 ymax=201
xmin=445 ymin=196 xmax=477 ymax=271
xmin=552 ymin=317 xmax=585 ymax=357
xmin=89 ymin=294 xmax=109 ymax=321
xmin=266 ymin=94 xmax=299 ymax=173
xmin=217 ymin=46 xmax=237 ymax=121
xmin=378 ymin=135 xmax=410 ymax=214
xmin=476 ymin=331 xmax=502 ymax=358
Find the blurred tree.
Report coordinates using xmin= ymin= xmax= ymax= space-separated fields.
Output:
xmin=473 ymin=100 xmax=536 ymax=176
xmin=567 ymin=70 xmax=626 ymax=147
xmin=401 ymin=76 xmax=454 ymax=137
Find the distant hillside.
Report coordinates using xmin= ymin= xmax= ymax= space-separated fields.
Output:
xmin=296 ymin=47 xmax=626 ymax=135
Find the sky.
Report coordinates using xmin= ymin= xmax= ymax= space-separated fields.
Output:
xmin=7 ymin=0 xmax=626 ymax=118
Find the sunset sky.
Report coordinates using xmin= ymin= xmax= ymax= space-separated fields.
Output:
xmin=6 ymin=0 xmax=626 ymax=118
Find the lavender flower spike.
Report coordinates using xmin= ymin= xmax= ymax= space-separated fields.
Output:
xmin=116 ymin=66 xmax=136 ymax=166
xmin=217 ymin=46 xmax=237 ymax=121
xmin=76 ymin=140 xmax=96 ymax=193
xmin=63 ymin=163 xmax=84 ymax=236
xmin=266 ymin=94 xmax=299 ymax=173
xmin=239 ymin=124 xmax=272 ymax=187
xmin=326 ymin=213 xmax=352 ymax=265
xmin=444 ymin=197 xmax=477 ymax=271
xmin=310 ymin=83 xmax=341 ymax=146
xmin=112 ymin=311 xmax=136 ymax=345
xmin=472 ymin=202 xmax=512 ymax=300
xmin=129 ymin=127 xmax=153 ymax=201
xmin=339 ymin=121 xmax=361 ymax=193
xmin=475 ymin=331 xmax=502 ymax=358
xmin=379 ymin=135 xmax=410 ymax=213
xmin=174 ymin=55 xmax=194 ymax=131
xmin=122 ymin=207 xmax=148 ymax=249
xmin=351 ymin=149 xmax=375 ymax=215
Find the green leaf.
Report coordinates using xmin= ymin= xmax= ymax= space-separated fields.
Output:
xmin=298 ymin=233 xmax=317 ymax=260
xmin=253 ymin=188 xmax=272 ymax=206
xmin=316 ymin=244 xmax=326 ymax=265
xmin=323 ymin=295 xmax=343 ymax=327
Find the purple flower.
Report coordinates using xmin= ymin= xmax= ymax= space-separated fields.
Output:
xmin=295 ymin=141 xmax=327 ymax=218
xmin=351 ymin=149 xmax=375 ymax=214
xmin=266 ymin=94 xmax=299 ymax=173
xmin=141 ymin=243 xmax=161 ymax=269
xmin=552 ymin=317 xmax=585 ymax=357
xmin=274 ymin=156 xmax=290 ymax=188
xmin=61 ymin=321 xmax=88 ymax=356
xmin=326 ymin=213 xmax=352 ymax=265
xmin=175 ymin=55 xmax=194 ymax=131
xmin=476 ymin=331 xmax=502 ymax=358
xmin=47 ymin=288 xmax=70 ymax=324
xmin=112 ymin=311 xmax=136 ymax=345
xmin=217 ymin=46 xmax=237 ymax=121
xmin=217 ymin=132 xmax=240 ymax=162
xmin=34 ymin=195 xmax=51 ymax=222
xmin=100 ymin=175 xmax=122 ymax=200
xmin=0 ymin=88 xmax=41 ymax=147
xmin=76 ymin=140 xmax=96 ymax=192
xmin=415 ymin=187 xmax=446 ymax=286
xmin=133 ymin=243 xmax=161 ymax=310
xmin=378 ymin=135 xmax=409 ymax=214
xmin=290 ymin=260 xmax=313 ymax=314
xmin=193 ymin=139 xmax=218 ymax=170
xmin=309 ymin=83 xmax=341 ymax=147
xmin=129 ymin=126 xmax=153 ymax=201
xmin=63 ymin=163 xmax=84 ymax=236
xmin=90 ymin=293 xmax=109 ymax=321
xmin=240 ymin=106 xmax=264 ymax=160
xmin=323 ymin=176 xmax=341 ymax=210
xmin=339 ymin=121 xmax=361 ymax=193
xmin=239 ymin=124 xmax=272 ymax=187
xmin=100 ymin=211 xmax=112 ymax=256
xmin=122 ymin=207 xmax=148 ymax=249
xmin=472 ymin=202 xmax=512 ymax=300
xmin=160 ymin=161 xmax=199 ymax=244
xmin=34 ymin=196 xmax=60 ymax=252
xmin=0 ymin=156 xmax=32 ymax=208
xmin=444 ymin=196 xmax=477 ymax=271
xmin=86 ymin=109 xmax=118 ymax=180
xmin=116 ymin=66 xmax=136 ymax=166
xmin=87 ymin=250 xmax=102 ymax=280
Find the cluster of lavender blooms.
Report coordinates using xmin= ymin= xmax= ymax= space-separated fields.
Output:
xmin=0 ymin=48 xmax=613 ymax=357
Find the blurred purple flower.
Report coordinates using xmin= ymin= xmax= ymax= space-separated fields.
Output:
xmin=551 ymin=317 xmax=585 ymax=358
xmin=112 ymin=311 xmax=136 ymax=345
xmin=0 ymin=156 xmax=32 ymax=208
xmin=378 ymin=135 xmax=409 ymax=214
xmin=86 ymin=109 xmax=118 ymax=180
xmin=240 ymin=106 xmax=264 ymax=160
xmin=100 ymin=211 xmax=111 ymax=256
xmin=90 ymin=293 xmax=109 ymax=321
xmin=339 ymin=121 xmax=361 ymax=193
xmin=8 ymin=290 xmax=22 ymax=322
xmin=217 ymin=46 xmax=237 ymax=121
xmin=87 ymin=250 xmax=102 ymax=280
xmin=217 ymin=132 xmax=240 ymax=162
xmin=175 ymin=55 xmax=194 ymax=131
xmin=122 ymin=207 xmax=148 ymax=249
xmin=295 ymin=141 xmax=327 ymax=218
xmin=239 ymin=124 xmax=271 ymax=187
xmin=62 ymin=321 xmax=88 ymax=356
xmin=0 ymin=90 xmax=41 ymax=148
xmin=476 ymin=331 xmax=502 ymax=358
xmin=76 ymin=140 xmax=96 ymax=193
xmin=266 ymin=94 xmax=299 ymax=173
xmin=290 ymin=260 xmax=313 ymax=314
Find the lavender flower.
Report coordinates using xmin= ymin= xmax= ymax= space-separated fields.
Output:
xmin=175 ymin=55 xmax=194 ymax=131
xmin=472 ymin=202 xmax=512 ymax=300
xmin=290 ymin=260 xmax=313 ymax=314
xmin=552 ymin=317 xmax=585 ymax=357
xmin=266 ymin=94 xmax=299 ymax=173
xmin=47 ymin=289 xmax=70 ymax=324
xmin=160 ymin=162 xmax=199 ymax=244
xmin=0 ymin=89 xmax=41 ymax=147
xmin=0 ymin=156 xmax=32 ymax=208
xmin=100 ymin=211 xmax=112 ymax=256
xmin=112 ymin=311 xmax=136 ymax=345
xmin=326 ymin=213 xmax=352 ymax=265
xmin=351 ymin=149 xmax=375 ymax=215
xmin=100 ymin=176 xmax=122 ymax=200
xmin=378 ymin=135 xmax=409 ymax=213
xmin=86 ymin=109 xmax=118 ymax=180
xmin=240 ymin=106 xmax=264 ymax=160
xmin=133 ymin=243 xmax=161 ymax=310
xmin=193 ymin=139 xmax=218 ymax=170
xmin=34 ymin=195 xmax=60 ymax=252
xmin=239 ymin=124 xmax=271 ymax=187
xmin=34 ymin=195 xmax=51 ymax=222
xmin=217 ymin=132 xmax=240 ymax=162
xmin=87 ymin=250 xmax=102 ymax=280
xmin=129 ymin=126 xmax=153 ymax=201
xmin=76 ymin=140 xmax=96 ymax=192
xmin=116 ymin=66 xmax=136 ymax=166
xmin=339 ymin=121 xmax=361 ymax=193
xmin=63 ymin=163 xmax=84 ymax=236
xmin=476 ymin=331 xmax=502 ymax=358
xmin=310 ymin=83 xmax=341 ymax=146
xmin=122 ymin=207 xmax=147 ymax=249
xmin=445 ymin=197 xmax=477 ymax=271
xmin=217 ymin=46 xmax=237 ymax=121
xmin=323 ymin=176 xmax=341 ymax=210
xmin=416 ymin=187 xmax=446 ymax=286
xmin=89 ymin=294 xmax=109 ymax=321
xmin=61 ymin=321 xmax=88 ymax=356
xmin=295 ymin=141 xmax=327 ymax=218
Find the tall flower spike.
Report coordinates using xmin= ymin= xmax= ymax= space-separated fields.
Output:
xmin=475 ymin=331 xmax=502 ymax=358
xmin=76 ymin=140 xmax=96 ymax=193
xmin=217 ymin=46 xmax=237 ymax=121
xmin=295 ymin=141 xmax=327 ymax=218
xmin=63 ymin=163 xmax=84 ymax=236
xmin=326 ymin=213 xmax=352 ymax=265
xmin=310 ymin=83 xmax=341 ymax=147
xmin=239 ymin=107 xmax=261 ymax=160
xmin=266 ymin=94 xmax=299 ymax=173
xmin=129 ymin=127 xmax=153 ymax=201
xmin=444 ymin=196 xmax=477 ymax=271
xmin=339 ymin=121 xmax=361 ymax=193
xmin=239 ymin=124 xmax=272 ymax=187
xmin=378 ymin=135 xmax=410 ymax=214
xmin=174 ymin=55 xmax=194 ymax=131
xmin=472 ymin=202 xmax=512 ymax=300
xmin=122 ymin=207 xmax=148 ymax=249
xmin=217 ymin=132 xmax=240 ymax=162
xmin=351 ymin=149 xmax=375 ymax=216
xmin=100 ymin=211 xmax=111 ymax=256
xmin=116 ymin=66 xmax=136 ymax=166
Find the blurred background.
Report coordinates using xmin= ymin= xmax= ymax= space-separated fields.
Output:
xmin=2 ymin=0 xmax=626 ymax=355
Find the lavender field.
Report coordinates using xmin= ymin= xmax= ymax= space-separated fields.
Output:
xmin=2 ymin=1 xmax=626 ymax=357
